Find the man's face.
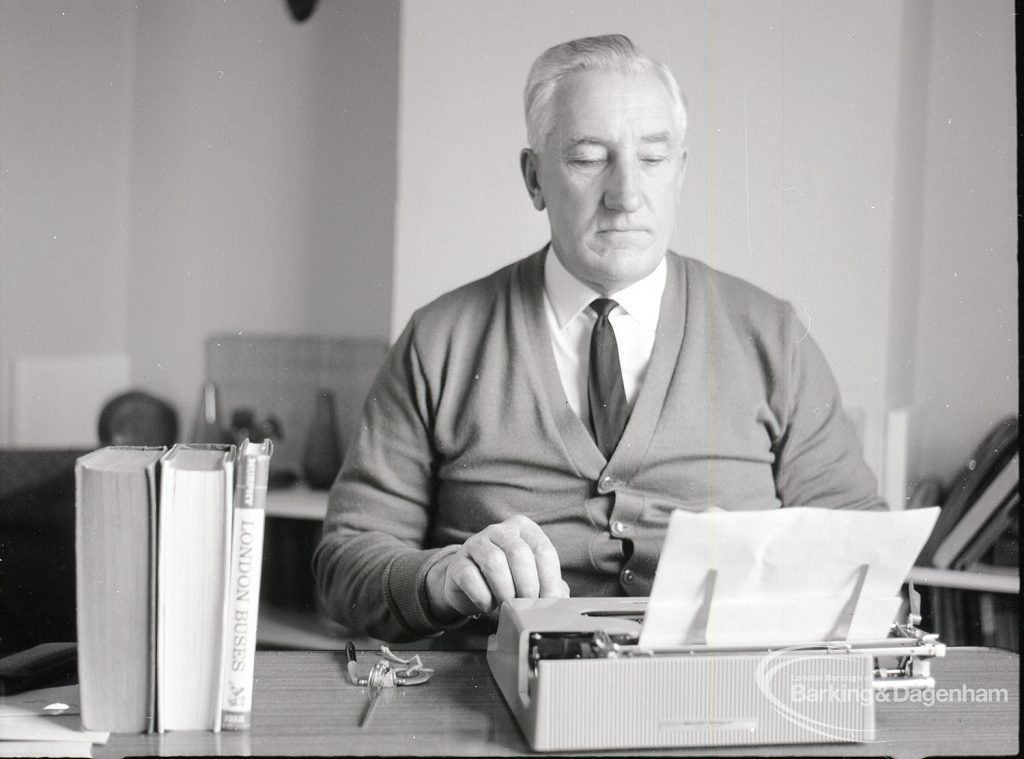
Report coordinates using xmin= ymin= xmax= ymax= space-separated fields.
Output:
xmin=524 ymin=68 xmax=687 ymax=295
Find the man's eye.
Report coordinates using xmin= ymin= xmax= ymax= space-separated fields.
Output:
xmin=568 ymin=158 xmax=606 ymax=166
xmin=641 ymin=156 xmax=668 ymax=165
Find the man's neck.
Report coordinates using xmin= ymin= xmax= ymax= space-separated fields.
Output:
xmin=544 ymin=245 xmax=667 ymax=329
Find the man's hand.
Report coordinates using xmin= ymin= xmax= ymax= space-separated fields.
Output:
xmin=425 ymin=515 xmax=569 ymax=620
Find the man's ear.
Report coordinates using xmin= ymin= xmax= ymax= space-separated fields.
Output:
xmin=520 ymin=149 xmax=545 ymax=211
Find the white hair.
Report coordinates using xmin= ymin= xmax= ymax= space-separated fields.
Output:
xmin=523 ymin=34 xmax=688 ymax=150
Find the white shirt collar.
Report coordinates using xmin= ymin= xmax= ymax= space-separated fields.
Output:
xmin=543 ymin=245 xmax=666 ymax=331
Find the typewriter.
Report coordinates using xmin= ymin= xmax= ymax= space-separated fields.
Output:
xmin=487 ymin=584 xmax=944 ymax=752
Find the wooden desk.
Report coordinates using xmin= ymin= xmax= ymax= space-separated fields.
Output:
xmin=92 ymin=647 xmax=1017 ymax=758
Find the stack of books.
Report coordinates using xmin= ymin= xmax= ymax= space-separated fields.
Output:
xmin=914 ymin=416 xmax=1019 ymax=649
xmin=74 ymin=440 xmax=272 ymax=733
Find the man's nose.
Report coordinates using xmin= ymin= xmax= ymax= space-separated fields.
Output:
xmin=603 ymin=160 xmax=642 ymax=213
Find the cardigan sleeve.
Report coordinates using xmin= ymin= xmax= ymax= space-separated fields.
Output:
xmin=771 ymin=303 xmax=887 ymax=511
xmin=312 ymin=319 xmax=468 ymax=641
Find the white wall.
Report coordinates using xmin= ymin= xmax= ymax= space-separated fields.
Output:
xmin=1 ymin=1 xmax=1015 ymax=489
xmin=0 ymin=0 xmax=400 ymax=443
xmin=127 ymin=0 xmax=400 ymax=424
xmin=392 ymin=0 xmax=906 ymax=483
xmin=0 ymin=1 xmax=136 ymax=443
xmin=391 ymin=0 xmax=1018 ymax=490
xmin=908 ymin=1 xmax=1018 ymax=483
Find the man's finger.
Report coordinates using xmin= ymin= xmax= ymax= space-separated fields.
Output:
xmin=512 ymin=519 xmax=564 ymax=597
xmin=446 ymin=556 xmax=495 ymax=614
xmin=465 ymin=539 xmax=517 ymax=605
xmin=501 ymin=538 xmax=540 ymax=598
xmin=444 ymin=585 xmax=484 ymax=617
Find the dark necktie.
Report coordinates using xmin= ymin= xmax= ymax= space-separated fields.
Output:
xmin=588 ymin=298 xmax=629 ymax=459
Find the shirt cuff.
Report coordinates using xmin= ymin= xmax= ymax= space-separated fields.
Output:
xmin=384 ymin=544 xmax=467 ymax=637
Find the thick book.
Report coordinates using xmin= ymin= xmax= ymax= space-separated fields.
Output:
xmin=75 ymin=446 xmax=165 ymax=733
xmin=932 ymin=453 xmax=1019 ymax=568
xmin=221 ymin=438 xmax=273 ymax=731
xmin=919 ymin=415 xmax=1017 ymax=566
xmin=156 ymin=443 xmax=235 ymax=733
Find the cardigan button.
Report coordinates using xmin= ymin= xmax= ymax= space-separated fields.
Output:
xmin=611 ymin=520 xmax=627 ymax=535
xmin=621 ymin=569 xmax=636 ymax=585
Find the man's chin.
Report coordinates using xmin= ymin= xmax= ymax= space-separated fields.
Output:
xmin=588 ymin=241 xmax=661 ymax=266
xmin=585 ymin=248 xmax=664 ymax=291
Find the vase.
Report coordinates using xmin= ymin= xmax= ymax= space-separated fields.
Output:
xmin=303 ymin=388 xmax=342 ymax=489
xmin=190 ymin=381 xmax=232 ymax=445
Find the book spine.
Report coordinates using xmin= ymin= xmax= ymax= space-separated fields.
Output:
xmin=75 ymin=447 xmax=165 ymax=734
xmin=220 ymin=439 xmax=273 ymax=731
xmin=145 ymin=458 xmax=159 ymax=734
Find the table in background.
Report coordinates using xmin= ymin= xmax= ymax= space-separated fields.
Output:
xmin=94 ymin=647 xmax=1018 ymax=758
xmin=258 ymin=485 xmax=344 ymax=649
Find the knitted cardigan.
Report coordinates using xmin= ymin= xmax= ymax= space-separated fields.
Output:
xmin=313 ymin=248 xmax=884 ymax=643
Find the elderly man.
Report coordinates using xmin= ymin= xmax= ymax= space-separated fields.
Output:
xmin=314 ymin=34 xmax=884 ymax=646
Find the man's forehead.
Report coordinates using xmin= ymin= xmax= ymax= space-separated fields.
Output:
xmin=549 ymin=69 xmax=681 ymax=145
xmin=566 ymin=131 xmax=674 ymax=147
